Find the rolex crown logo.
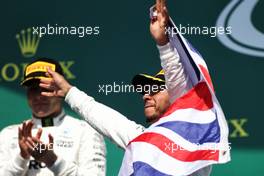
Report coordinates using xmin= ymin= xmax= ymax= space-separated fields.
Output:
xmin=16 ymin=28 xmax=40 ymax=58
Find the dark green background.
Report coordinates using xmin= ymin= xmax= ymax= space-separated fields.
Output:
xmin=0 ymin=0 xmax=263 ymax=175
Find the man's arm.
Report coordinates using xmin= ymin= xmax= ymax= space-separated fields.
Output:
xmin=150 ymin=0 xmax=192 ymax=103
xmin=158 ymin=43 xmax=192 ymax=102
xmin=39 ymin=72 xmax=144 ymax=149
xmin=65 ymin=87 xmax=144 ymax=149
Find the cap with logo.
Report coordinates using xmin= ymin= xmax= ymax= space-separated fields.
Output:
xmin=21 ymin=58 xmax=63 ymax=87
xmin=132 ymin=70 xmax=166 ymax=94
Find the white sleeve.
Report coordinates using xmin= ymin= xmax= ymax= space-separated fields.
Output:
xmin=49 ymin=127 xmax=106 ymax=176
xmin=0 ymin=128 xmax=28 ymax=176
xmin=65 ymin=87 xmax=145 ymax=149
xmin=158 ymin=42 xmax=192 ymax=103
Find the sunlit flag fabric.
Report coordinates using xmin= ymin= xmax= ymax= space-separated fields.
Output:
xmin=118 ymin=8 xmax=230 ymax=176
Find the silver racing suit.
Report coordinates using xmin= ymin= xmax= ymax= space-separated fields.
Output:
xmin=0 ymin=110 xmax=106 ymax=176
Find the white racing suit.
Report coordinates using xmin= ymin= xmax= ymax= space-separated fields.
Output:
xmin=0 ymin=111 xmax=106 ymax=176
xmin=64 ymin=43 xmax=212 ymax=176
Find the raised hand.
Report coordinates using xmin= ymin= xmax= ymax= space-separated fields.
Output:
xmin=18 ymin=121 xmax=34 ymax=159
xmin=39 ymin=68 xmax=72 ymax=98
xmin=150 ymin=0 xmax=169 ymax=46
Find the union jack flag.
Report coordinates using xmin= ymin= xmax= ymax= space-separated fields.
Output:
xmin=118 ymin=8 xmax=230 ymax=176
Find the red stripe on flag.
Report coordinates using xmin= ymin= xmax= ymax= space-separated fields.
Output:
xmin=199 ymin=64 xmax=214 ymax=92
xmin=130 ymin=132 xmax=219 ymax=162
xmin=162 ymin=82 xmax=213 ymax=117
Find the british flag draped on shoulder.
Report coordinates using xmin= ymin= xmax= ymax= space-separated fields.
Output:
xmin=118 ymin=7 xmax=230 ymax=176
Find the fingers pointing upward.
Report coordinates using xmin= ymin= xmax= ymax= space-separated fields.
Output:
xmin=156 ymin=0 xmax=166 ymax=13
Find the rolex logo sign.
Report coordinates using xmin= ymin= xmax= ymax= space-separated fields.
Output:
xmin=0 ymin=27 xmax=76 ymax=83
xmin=16 ymin=28 xmax=40 ymax=58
